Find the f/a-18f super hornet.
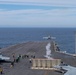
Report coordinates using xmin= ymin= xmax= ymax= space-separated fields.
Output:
xmin=43 ymin=36 xmax=56 ymax=40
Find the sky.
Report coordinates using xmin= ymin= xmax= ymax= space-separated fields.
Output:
xmin=0 ymin=0 xmax=76 ymax=28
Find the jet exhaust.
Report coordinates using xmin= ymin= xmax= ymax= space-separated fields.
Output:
xmin=45 ymin=43 xmax=53 ymax=59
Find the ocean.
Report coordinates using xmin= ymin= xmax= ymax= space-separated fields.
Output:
xmin=0 ymin=28 xmax=76 ymax=54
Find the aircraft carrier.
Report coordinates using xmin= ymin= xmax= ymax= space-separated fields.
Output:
xmin=0 ymin=40 xmax=76 ymax=75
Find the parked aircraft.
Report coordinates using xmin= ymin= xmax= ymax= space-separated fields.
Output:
xmin=0 ymin=53 xmax=12 ymax=63
xmin=54 ymin=63 xmax=76 ymax=75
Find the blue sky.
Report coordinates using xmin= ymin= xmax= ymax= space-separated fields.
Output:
xmin=0 ymin=0 xmax=76 ymax=27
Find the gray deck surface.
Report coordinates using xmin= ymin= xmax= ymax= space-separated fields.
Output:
xmin=0 ymin=41 xmax=70 ymax=75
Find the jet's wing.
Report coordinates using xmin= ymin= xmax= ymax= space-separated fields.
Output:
xmin=54 ymin=65 xmax=76 ymax=75
xmin=43 ymin=37 xmax=49 ymax=39
xmin=63 ymin=65 xmax=76 ymax=75
xmin=0 ymin=55 xmax=10 ymax=60
xmin=1 ymin=56 xmax=10 ymax=60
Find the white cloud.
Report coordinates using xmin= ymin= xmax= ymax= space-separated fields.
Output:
xmin=0 ymin=8 xmax=76 ymax=27
xmin=0 ymin=0 xmax=76 ymax=27
xmin=0 ymin=0 xmax=76 ymax=7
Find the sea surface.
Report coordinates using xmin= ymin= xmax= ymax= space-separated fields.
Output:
xmin=0 ymin=28 xmax=76 ymax=54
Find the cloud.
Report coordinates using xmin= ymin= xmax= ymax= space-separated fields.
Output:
xmin=0 ymin=8 xmax=76 ymax=27
xmin=0 ymin=0 xmax=76 ymax=7
xmin=0 ymin=0 xmax=76 ymax=27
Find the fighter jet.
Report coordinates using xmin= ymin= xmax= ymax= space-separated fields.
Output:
xmin=43 ymin=36 xmax=56 ymax=40
xmin=54 ymin=63 xmax=76 ymax=75
xmin=0 ymin=53 xmax=12 ymax=63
